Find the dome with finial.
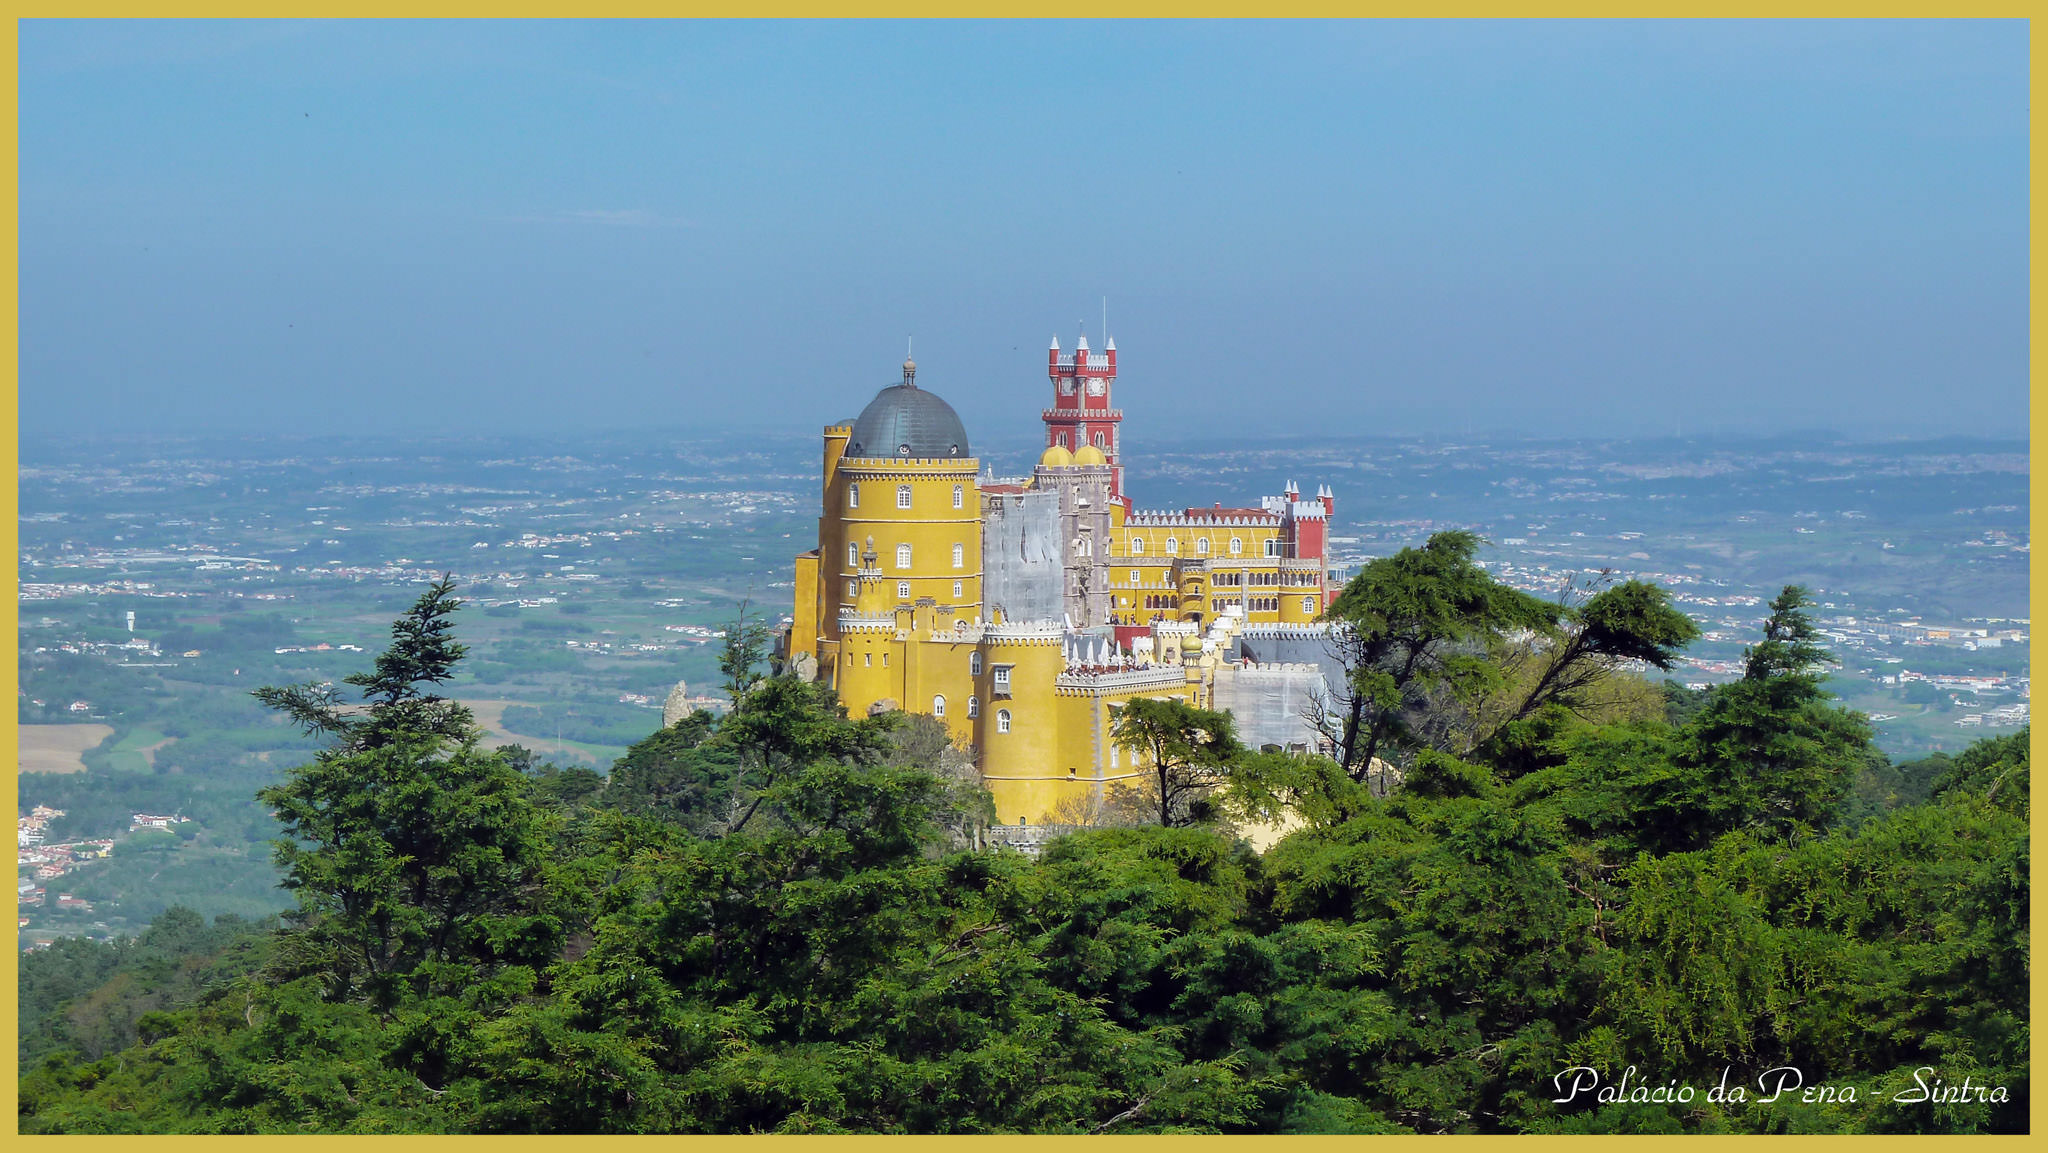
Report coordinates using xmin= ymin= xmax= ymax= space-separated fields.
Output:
xmin=1038 ymin=443 xmax=1073 ymax=468
xmin=845 ymin=360 xmax=971 ymax=459
xmin=1072 ymin=443 xmax=1107 ymax=466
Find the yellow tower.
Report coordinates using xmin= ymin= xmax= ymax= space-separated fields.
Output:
xmin=794 ymin=357 xmax=983 ymax=708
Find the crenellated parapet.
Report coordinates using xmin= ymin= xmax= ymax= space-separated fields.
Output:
xmin=1126 ymin=510 xmax=1283 ymax=527
xmin=1054 ymin=665 xmax=1189 ymax=696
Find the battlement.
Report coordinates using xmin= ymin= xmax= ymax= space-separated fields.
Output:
xmin=1126 ymin=510 xmax=1283 ymax=528
xmin=835 ymin=456 xmax=982 ymax=474
xmin=1054 ymin=665 xmax=1188 ymax=695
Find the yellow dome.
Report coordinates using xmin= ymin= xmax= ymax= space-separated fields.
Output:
xmin=1180 ymin=633 xmax=1204 ymax=653
xmin=1038 ymin=444 xmax=1074 ymax=468
xmin=1072 ymin=444 xmax=1107 ymax=466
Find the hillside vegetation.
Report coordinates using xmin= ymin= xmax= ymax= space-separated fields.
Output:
xmin=18 ymin=553 xmax=2028 ymax=1134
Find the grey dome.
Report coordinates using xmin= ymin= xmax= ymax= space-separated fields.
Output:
xmin=845 ymin=382 xmax=971 ymax=459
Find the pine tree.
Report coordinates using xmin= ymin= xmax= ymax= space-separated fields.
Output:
xmin=254 ymin=579 xmax=558 ymax=1003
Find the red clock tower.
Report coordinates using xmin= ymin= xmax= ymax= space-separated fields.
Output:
xmin=1043 ymin=331 xmax=1126 ymax=505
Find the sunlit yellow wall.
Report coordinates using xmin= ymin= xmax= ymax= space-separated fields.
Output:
xmin=790 ymin=551 xmax=820 ymax=667
xmin=1105 ymin=558 xmax=1180 ymax=626
xmin=900 ymin=605 xmax=982 ymax=749
xmin=976 ymin=632 xmax=1065 ymax=820
xmin=1112 ymin=521 xmax=1282 ymax=562
xmin=830 ymin=621 xmax=893 ymax=710
xmin=829 ymin=457 xmax=982 ymax=631
xmin=1277 ymin=561 xmax=1327 ymax=623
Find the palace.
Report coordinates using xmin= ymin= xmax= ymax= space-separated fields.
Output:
xmin=781 ymin=333 xmax=1343 ymax=824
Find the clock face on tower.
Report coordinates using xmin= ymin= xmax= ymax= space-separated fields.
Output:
xmin=1087 ymin=378 xmax=1106 ymax=396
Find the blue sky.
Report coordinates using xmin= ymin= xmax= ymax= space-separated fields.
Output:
xmin=18 ymin=19 xmax=2028 ymax=443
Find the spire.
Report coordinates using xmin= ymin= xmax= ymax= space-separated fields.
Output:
xmin=1050 ymin=334 xmax=1060 ymax=351
xmin=1076 ymin=332 xmax=1089 ymax=352
xmin=1105 ymin=335 xmax=1115 ymax=351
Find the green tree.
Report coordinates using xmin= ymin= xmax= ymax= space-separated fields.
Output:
xmin=1108 ymin=696 xmax=1247 ymax=828
xmin=1317 ymin=531 xmax=1560 ymax=791
xmin=254 ymin=581 xmax=559 ymax=1003
xmin=715 ymin=675 xmax=894 ymax=834
xmin=718 ymin=599 xmax=774 ymax=706
xmin=253 ymin=576 xmax=473 ymax=752
xmin=1669 ymin=586 xmax=1872 ymax=848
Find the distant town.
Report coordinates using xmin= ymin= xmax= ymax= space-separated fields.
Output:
xmin=16 ymin=429 xmax=2028 ymax=942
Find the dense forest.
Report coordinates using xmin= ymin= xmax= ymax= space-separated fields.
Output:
xmin=18 ymin=542 xmax=2029 ymax=1134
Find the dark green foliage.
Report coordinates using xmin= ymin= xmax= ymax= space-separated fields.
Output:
xmin=1671 ymin=586 xmax=1872 ymax=849
xmin=1322 ymin=530 xmax=1563 ymax=784
xmin=252 ymin=581 xmax=560 ymax=1003
xmin=19 ymin=582 xmax=2027 ymax=1134
xmin=1108 ymin=696 xmax=1247 ymax=827
xmin=19 ymin=908 xmax=276 ymax=1063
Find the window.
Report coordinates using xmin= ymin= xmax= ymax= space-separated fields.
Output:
xmin=896 ymin=543 xmax=912 ymax=569
xmin=1130 ymin=570 xmax=1141 ymax=584
xmin=1229 ymin=537 xmax=1243 ymax=555
xmin=1165 ymin=537 xmax=1180 ymax=555
xmin=847 ymin=543 xmax=859 ymax=567
xmin=1196 ymin=538 xmax=1211 ymax=556
xmin=952 ymin=484 xmax=964 ymax=509
xmin=897 ymin=581 xmax=911 ymax=599
xmin=864 ymin=653 xmax=872 ymax=667
xmin=848 ymin=484 xmax=859 ymax=509
xmin=970 ymin=652 xmax=983 ymax=676
xmin=897 ymin=484 xmax=913 ymax=510
xmin=932 ymin=695 xmax=946 ymax=718
xmin=996 ymin=708 xmax=1011 ymax=734
xmin=1130 ymin=536 xmax=1145 ymax=555
xmin=952 ymin=543 xmax=964 ymax=569
xmin=1265 ymin=538 xmax=1281 ymax=557
xmin=1094 ymin=432 xmax=1107 ymax=447
xmin=967 ymin=696 xmax=979 ymax=718
xmin=847 ymin=580 xmax=857 ymax=597
xmin=952 ymin=580 xmax=963 ymax=598
xmin=993 ymin=664 xmax=1012 ymax=696
xmin=1058 ymin=432 xmax=1069 ymax=447
xmin=1303 ymin=596 xmax=1317 ymax=615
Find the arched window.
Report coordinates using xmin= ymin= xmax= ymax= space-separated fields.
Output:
xmin=1094 ymin=432 xmax=1107 ymax=447
xmin=896 ymin=543 xmax=912 ymax=569
xmin=1229 ymin=537 xmax=1243 ymax=555
xmin=1130 ymin=536 xmax=1145 ymax=555
xmin=1165 ymin=537 xmax=1180 ymax=556
xmin=996 ymin=709 xmax=1011 ymax=734
xmin=846 ymin=580 xmax=857 ymax=597
xmin=953 ymin=580 xmax=963 ymax=598
xmin=1196 ymin=538 xmax=1211 ymax=556
xmin=932 ymin=694 xmax=946 ymax=718
xmin=952 ymin=543 xmax=964 ymax=569
xmin=897 ymin=484 xmax=913 ymax=510
xmin=952 ymin=485 xmax=964 ymax=509
xmin=967 ymin=696 xmax=980 ymax=718
xmin=848 ymin=484 xmax=859 ymax=509
xmin=1302 ymin=595 xmax=1317 ymax=615
xmin=970 ymin=652 xmax=983 ymax=676
xmin=1058 ymin=432 xmax=1069 ymax=447
xmin=847 ymin=542 xmax=858 ymax=567
xmin=897 ymin=581 xmax=910 ymax=599
xmin=1266 ymin=538 xmax=1280 ymax=557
